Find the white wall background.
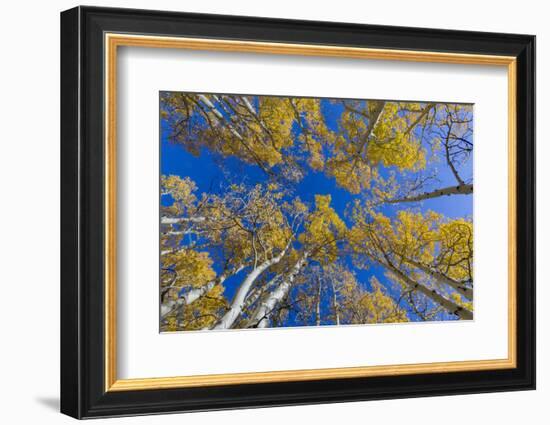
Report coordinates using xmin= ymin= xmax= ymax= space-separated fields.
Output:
xmin=0 ymin=0 xmax=544 ymax=423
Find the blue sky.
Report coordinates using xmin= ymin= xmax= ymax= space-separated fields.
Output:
xmin=160 ymin=95 xmax=473 ymax=324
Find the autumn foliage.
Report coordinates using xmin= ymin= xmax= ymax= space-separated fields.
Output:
xmin=159 ymin=93 xmax=473 ymax=331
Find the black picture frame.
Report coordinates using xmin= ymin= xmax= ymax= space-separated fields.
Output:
xmin=61 ymin=5 xmax=535 ymax=419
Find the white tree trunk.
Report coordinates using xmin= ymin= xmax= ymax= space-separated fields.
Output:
xmin=248 ymin=253 xmax=309 ymax=328
xmin=387 ymin=263 xmax=473 ymax=320
xmin=160 ymin=279 xmax=221 ymax=320
xmin=315 ymin=277 xmax=322 ymax=326
xmin=197 ymin=94 xmax=244 ymax=140
xmin=387 ymin=184 xmax=473 ymax=204
xmin=212 ymin=247 xmax=291 ymax=330
xmin=330 ymin=280 xmax=341 ymax=326
xmin=241 ymin=96 xmax=257 ymax=114
xmin=161 ymin=216 xmax=205 ymax=225
xmin=346 ymin=101 xmax=385 ymax=160
xmin=403 ymin=257 xmax=473 ymax=300
xmin=160 ymin=266 xmax=244 ymax=321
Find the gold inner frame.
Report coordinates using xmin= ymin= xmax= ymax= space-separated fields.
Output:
xmin=104 ymin=33 xmax=517 ymax=392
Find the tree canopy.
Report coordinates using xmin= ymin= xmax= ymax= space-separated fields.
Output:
xmin=159 ymin=92 xmax=473 ymax=331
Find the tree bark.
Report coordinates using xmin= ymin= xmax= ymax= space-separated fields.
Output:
xmin=348 ymin=101 xmax=386 ymax=161
xmin=160 ymin=265 xmax=244 ymax=321
xmin=315 ymin=276 xmax=322 ymax=326
xmin=197 ymin=94 xmax=245 ymax=140
xmin=330 ymin=280 xmax=341 ymax=326
xmin=386 ymin=183 xmax=472 ymax=204
xmin=248 ymin=253 xmax=309 ymax=328
xmin=387 ymin=263 xmax=473 ymax=320
xmin=161 ymin=216 xmax=206 ymax=225
xmin=402 ymin=257 xmax=473 ymax=300
xmin=212 ymin=246 xmax=291 ymax=330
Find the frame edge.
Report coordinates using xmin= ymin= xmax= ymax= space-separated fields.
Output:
xmin=60 ymin=6 xmax=83 ymax=420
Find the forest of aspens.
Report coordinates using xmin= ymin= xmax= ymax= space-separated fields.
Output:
xmin=159 ymin=92 xmax=474 ymax=332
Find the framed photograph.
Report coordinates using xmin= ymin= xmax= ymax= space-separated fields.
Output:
xmin=60 ymin=6 xmax=535 ymax=419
